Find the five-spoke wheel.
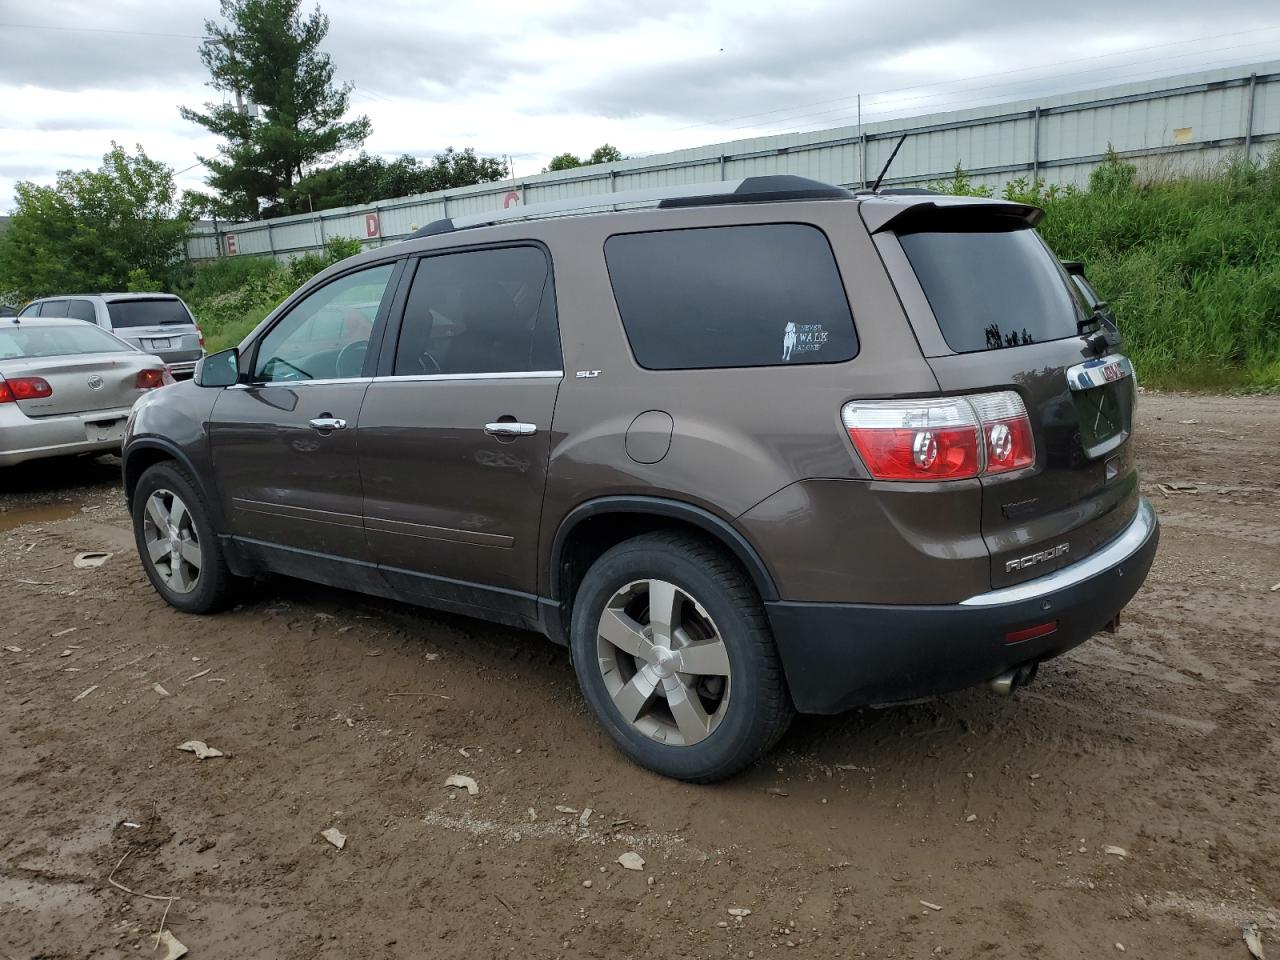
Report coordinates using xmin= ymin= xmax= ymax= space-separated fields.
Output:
xmin=597 ymin=578 xmax=733 ymax=746
xmin=571 ymin=532 xmax=793 ymax=782
xmin=141 ymin=489 xmax=202 ymax=594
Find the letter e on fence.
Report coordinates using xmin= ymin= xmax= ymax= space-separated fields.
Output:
xmin=225 ymin=233 xmax=238 ymax=256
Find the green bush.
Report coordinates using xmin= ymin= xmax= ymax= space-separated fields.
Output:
xmin=936 ymin=149 xmax=1280 ymax=390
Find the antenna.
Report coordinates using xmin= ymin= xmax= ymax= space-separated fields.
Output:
xmin=870 ymin=134 xmax=908 ymax=193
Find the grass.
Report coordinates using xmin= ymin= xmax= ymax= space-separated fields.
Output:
xmin=178 ymin=154 xmax=1280 ymax=391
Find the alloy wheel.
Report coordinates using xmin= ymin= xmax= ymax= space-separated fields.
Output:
xmin=595 ymin=578 xmax=732 ymax=746
xmin=142 ymin=489 xmax=202 ymax=595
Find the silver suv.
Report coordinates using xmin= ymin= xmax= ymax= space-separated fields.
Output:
xmin=18 ymin=293 xmax=204 ymax=377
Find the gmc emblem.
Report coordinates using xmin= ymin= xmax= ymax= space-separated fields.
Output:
xmin=1006 ymin=543 xmax=1070 ymax=572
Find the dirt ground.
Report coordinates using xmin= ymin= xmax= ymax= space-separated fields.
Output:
xmin=1 ymin=392 xmax=1277 ymax=960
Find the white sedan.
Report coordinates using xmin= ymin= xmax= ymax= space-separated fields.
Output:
xmin=0 ymin=317 xmax=173 ymax=467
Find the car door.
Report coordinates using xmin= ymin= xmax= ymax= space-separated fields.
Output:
xmin=208 ymin=261 xmax=401 ymax=585
xmin=357 ymin=244 xmax=562 ymax=625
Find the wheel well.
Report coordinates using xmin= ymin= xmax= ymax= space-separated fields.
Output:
xmin=552 ymin=509 xmax=777 ymax=638
xmin=123 ymin=447 xmax=177 ymax=506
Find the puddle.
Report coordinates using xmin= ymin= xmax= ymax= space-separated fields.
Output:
xmin=0 ymin=501 xmax=79 ymax=533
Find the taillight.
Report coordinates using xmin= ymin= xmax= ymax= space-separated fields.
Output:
xmin=136 ymin=369 xmax=173 ymax=389
xmin=841 ymin=391 xmax=1034 ymax=481
xmin=969 ymin=392 xmax=1035 ymax=474
xmin=0 ymin=376 xmax=53 ymax=402
xmin=197 ymin=328 xmax=205 ymax=348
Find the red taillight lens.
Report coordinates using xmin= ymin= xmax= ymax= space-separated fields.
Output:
xmin=842 ymin=391 xmax=1034 ymax=481
xmin=197 ymin=328 xmax=205 ymax=348
xmin=1 ymin=376 xmax=53 ymax=401
xmin=842 ymin=398 xmax=982 ymax=480
xmin=136 ymin=369 xmax=169 ymax=389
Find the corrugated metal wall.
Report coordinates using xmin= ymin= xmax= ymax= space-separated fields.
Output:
xmin=187 ymin=59 xmax=1280 ymax=262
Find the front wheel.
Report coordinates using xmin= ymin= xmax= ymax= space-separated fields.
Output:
xmin=132 ymin=462 xmax=236 ymax=614
xmin=569 ymin=532 xmax=793 ymax=782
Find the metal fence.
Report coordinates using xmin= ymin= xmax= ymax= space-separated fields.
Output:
xmin=187 ymin=59 xmax=1280 ymax=262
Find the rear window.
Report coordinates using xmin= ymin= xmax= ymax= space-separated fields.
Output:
xmin=0 ymin=324 xmax=130 ymax=359
xmin=605 ymin=223 xmax=858 ymax=370
xmin=899 ymin=228 xmax=1084 ymax=352
xmin=106 ymin=299 xmax=192 ymax=328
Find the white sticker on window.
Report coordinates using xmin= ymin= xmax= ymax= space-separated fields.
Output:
xmin=782 ymin=322 xmax=829 ymax=360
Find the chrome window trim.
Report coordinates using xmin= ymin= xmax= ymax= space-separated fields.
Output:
xmin=228 ymin=377 xmax=373 ymax=389
xmin=372 ymin=370 xmax=564 ymax=383
xmin=227 ymin=371 xmax=563 ymax=389
xmin=959 ymin=498 xmax=1156 ymax=607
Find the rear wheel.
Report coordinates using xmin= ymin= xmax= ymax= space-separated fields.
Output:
xmin=132 ymin=462 xmax=236 ymax=614
xmin=570 ymin=532 xmax=793 ymax=782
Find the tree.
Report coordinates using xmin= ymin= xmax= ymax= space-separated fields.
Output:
xmin=588 ymin=143 xmax=624 ymax=164
xmin=277 ymin=148 xmax=508 ymax=215
xmin=546 ymin=152 xmax=583 ymax=172
xmin=0 ymin=144 xmax=192 ymax=299
xmin=181 ymin=0 xmax=370 ymax=220
xmin=544 ymin=144 xmax=626 ymax=173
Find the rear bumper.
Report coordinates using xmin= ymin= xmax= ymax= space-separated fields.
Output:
xmin=0 ymin=405 xmax=132 ymax=467
xmin=766 ymin=498 xmax=1159 ymax=714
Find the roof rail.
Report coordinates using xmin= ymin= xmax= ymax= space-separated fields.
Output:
xmin=409 ymin=176 xmax=852 ymax=239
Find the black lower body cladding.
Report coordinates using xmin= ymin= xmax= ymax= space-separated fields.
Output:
xmin=766 ymin=499 xmax=1159 ymax=714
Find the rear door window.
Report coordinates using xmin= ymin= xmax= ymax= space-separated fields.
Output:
xmin=898 ymin=228 xmax=1084 ymax=352
xmin=38 ymin=299 xmax=69 ymax=317
xmin=392 ymin=245 xmax=559 ymax=376
xmin=106 ymin=299 xmax=192 ymax=328
xmin=65 ymin=299 xmax=97 ymax=323
xmin=604 ymin=223 xmax=857 ymax=370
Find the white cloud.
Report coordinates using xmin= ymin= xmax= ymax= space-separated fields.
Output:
xmin=1 ymin=0 xmax=1277 ymax=212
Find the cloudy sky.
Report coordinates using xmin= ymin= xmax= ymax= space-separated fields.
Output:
xmin=1 ymin=0 xmax=1277 ymax=213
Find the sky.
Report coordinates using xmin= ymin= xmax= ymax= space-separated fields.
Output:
xmin=0 ymin=0 xmax=1277 ymax=214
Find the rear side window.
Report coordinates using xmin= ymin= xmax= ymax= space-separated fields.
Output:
xmin=899 ymin=229 xmax=1084 ymax=352
xmin=38 ymin=299 xmax=69 ymax=317
xmin=605 ymin=224 xmax=857 ymax=370
xmin=65 ymin=299 xmax=97 ymax=322
xmin=106 ymin=299 xmax=192 ymax=328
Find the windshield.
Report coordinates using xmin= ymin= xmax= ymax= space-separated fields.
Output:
xmin=899 ymin=228 xmax=1084 ymax=353
xmin=106 ymin=299 xmax=192 ymax=328
xmin=0 ymin=324 xmax=132 ymax=359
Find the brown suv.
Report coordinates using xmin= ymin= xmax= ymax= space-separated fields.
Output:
xmin=122 ymin=176 xmax=1158 ymax=782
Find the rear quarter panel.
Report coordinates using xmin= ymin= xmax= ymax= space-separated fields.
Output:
xmin=531 ymin=201 xmax=943 ymax=598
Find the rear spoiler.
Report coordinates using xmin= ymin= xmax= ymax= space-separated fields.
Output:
xmin=861 ymin=197 xmax=1043 ymax=234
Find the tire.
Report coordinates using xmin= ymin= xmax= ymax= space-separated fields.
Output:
xmin=131 ymin=461 xmax=236 ymax=614
xmin=569 ymin=532 xmax=793 ymax=782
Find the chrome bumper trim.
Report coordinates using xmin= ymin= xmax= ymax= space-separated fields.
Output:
xmin=960 ymin=498 xmax=1157 ymax=607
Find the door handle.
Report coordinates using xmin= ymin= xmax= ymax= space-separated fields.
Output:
xmin=484 ymin=421 xmax=537 ymax=437
xmin=309 ymin=416 xmax=347 ymax=431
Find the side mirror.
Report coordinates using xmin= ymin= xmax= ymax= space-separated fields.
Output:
xmin=195 ymin=348 xmax=240 ymax=387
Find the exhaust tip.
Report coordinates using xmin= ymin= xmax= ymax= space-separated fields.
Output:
xmin=989 ymin=671 xmax=1018 ymax=696
xmin=990 ymin=662 xmax=1039 ymax=696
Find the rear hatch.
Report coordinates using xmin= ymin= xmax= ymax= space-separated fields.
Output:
xmin=870 ymin=199 xmax=1140 ymax=589
xmin=106 ymin=298 xmax=201 ymax=358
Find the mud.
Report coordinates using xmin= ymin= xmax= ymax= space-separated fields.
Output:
xmin=1 ymin=393 xmax=1277 ymax=959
